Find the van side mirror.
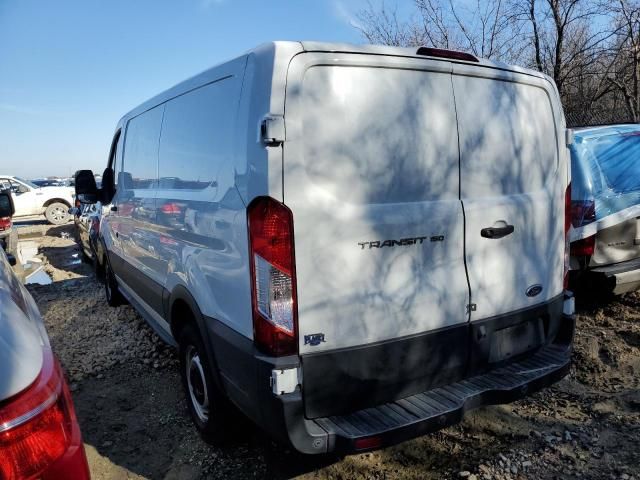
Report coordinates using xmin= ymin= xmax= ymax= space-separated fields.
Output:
xmin=0 ymin=190 xmax=15 ymax=217
xmin=75 ymin=170 xmax=99 ymax=204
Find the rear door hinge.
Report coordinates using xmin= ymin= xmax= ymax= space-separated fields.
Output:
xmin=260 ymin=115 xmax=285 ymax=147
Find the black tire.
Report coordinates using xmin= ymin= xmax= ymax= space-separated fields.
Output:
xmin=178 ymin=323 xmax=235 ymax=444
xmin=93 ymin=251 xmax=105 ymax=282
xmin=104 ymin=260 xmax=125 ymax=307
xmin=44 ymin=202 xmax=70 ymax=225
xmin=81 ymin=247 xmax=92 ymax=263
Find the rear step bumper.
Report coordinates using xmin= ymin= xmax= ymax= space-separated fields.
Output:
xmin=271 ymin=339 xmax=572 ymax=454
xmin=314 ymin=343 xmax=571 ymax=453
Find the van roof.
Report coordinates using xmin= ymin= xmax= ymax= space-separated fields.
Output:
xmin=119 ymin=40 xmax=552 ymax=126
xmin=296 ymin=41 xmax=546 ymax=77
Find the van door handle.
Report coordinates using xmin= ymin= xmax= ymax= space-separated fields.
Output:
xmin=481 ymin=225 xmax=514 ymax=239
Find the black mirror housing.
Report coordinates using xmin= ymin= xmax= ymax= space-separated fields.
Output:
xmin=0 ymin=190 xmax=15 ymax=217
xmin=75 ymin=170 xmax=99 ymax=204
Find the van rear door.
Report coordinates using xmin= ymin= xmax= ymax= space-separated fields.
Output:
xmin=283 ymin=53 xmax=470 ymax=417
xmin=452 ymin=69 xmax=565 ymax=366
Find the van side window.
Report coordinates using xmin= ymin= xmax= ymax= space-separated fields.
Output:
xmin=123 ymin=105 xmax=164 ymax=190
xmin=158 ymin=79 xmax=235 ymax=190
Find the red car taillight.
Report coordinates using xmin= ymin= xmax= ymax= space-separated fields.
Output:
xmin=161 ymin=203 xmax=181 ymax=214
xmin=564 ymin=184 xmax=571 ymax=290
xmin=571 ymin=235 xmax=595 ymax=256
xmin=248 ymin=197 xmax=298 ymax=356
xmin=0 ymin=216 xmax=11 ymax=231
xmin=0 ymin=348 xmax=90 ymax=480
xmin=569 ymin=195 xmax=596 ymax=259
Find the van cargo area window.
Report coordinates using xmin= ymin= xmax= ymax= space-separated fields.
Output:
xmin=158 ymin=79 xmax=235 ymax=190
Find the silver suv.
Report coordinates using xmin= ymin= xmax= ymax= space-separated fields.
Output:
xmin=569 ymin=124 xmax=640 ymax=295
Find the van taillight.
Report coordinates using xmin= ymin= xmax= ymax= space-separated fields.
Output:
xmin=0 ymin=217 xmax=10 ymax=231
xmin=247 ymin=197 xmax=298 ymax=356
xmin=564 ymin=184 xmax=571 ymax=290
xmin=0 ymin=348 xmax=89 ymax=480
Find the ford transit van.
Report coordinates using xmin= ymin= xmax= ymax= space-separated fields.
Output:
xmin=76 ymin=41 xmax=575 ymax=454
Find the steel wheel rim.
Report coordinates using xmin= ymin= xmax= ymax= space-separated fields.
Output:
xmin=186 ymin=345 xmax=209 ymax=423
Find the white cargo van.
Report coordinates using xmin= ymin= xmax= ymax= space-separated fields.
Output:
xmin=76 ymin=42 xmax=575 ymax=454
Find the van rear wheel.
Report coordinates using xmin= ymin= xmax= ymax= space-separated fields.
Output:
xmin=178 ymin=323 xmax=234 ymax=444
xmin=44 ymin=202 xmax=69 ymax=225
xmin=104 ymin=261 xmax=125 ymax=307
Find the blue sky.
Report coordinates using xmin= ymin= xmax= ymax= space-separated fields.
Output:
xmin=0 ymin=0 xmax=372 ymax=178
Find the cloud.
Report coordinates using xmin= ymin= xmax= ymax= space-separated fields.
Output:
xmin=333 ymin=0 xmax=364 ymax=31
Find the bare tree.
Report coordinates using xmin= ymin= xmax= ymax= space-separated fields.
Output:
xmin=357 ymin=0 xmax=526 ymax=61
xmin=355 ymin=0 xmax=637 ymax=126
xmin=356 ymin=1 xmax=424 ymax=47
xmin=608 ymin=0 xmax=640 ymax=121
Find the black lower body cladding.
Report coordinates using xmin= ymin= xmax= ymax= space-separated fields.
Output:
xmin=208 ymin=295 xmax=573 ymax=454
xmin=302 ymin=295 xmax=566 ymax=419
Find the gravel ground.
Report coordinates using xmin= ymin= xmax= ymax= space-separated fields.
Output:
xmin=21 ymin=225 xmax=640 ymax=479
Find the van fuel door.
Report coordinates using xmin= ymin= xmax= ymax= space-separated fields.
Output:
xmin=261 ymin=115 xmax=285 ymax=146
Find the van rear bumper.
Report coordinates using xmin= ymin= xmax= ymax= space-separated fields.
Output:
xmin=258 ymin=314 xmax=574 ymax=455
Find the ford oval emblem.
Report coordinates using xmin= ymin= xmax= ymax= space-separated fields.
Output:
xmin=526 ymin=284 xmax=543 ymax=297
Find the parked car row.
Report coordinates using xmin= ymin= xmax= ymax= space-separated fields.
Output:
xmin=74 ymin=42 xmax=576 ymax=455
xmin=0 ymin=190 xmax=90 ymax=479
xmin=69 ymin=201 xmax=107 ymax=277
xmin=31 ymin=178 xmax=74 ymax=188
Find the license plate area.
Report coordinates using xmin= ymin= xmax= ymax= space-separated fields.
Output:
xmin=488 ymin=319 xmax=545 ymax=363
xmin=468 ymin=296 xmax=564 ymax=376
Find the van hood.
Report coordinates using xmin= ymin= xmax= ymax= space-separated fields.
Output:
xmin=0 ymin=260 xmax=47 ymax=401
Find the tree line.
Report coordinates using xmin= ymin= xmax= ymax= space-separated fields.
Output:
xmin=356 ymin=0 xmax=640 ymax=127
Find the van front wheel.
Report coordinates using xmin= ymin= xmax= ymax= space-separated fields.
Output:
xmin=178 ymin=324 xmax=233 ymax=444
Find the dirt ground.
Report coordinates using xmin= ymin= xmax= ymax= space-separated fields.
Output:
xmin=19 ymin=223 xmax=640 ymax=479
